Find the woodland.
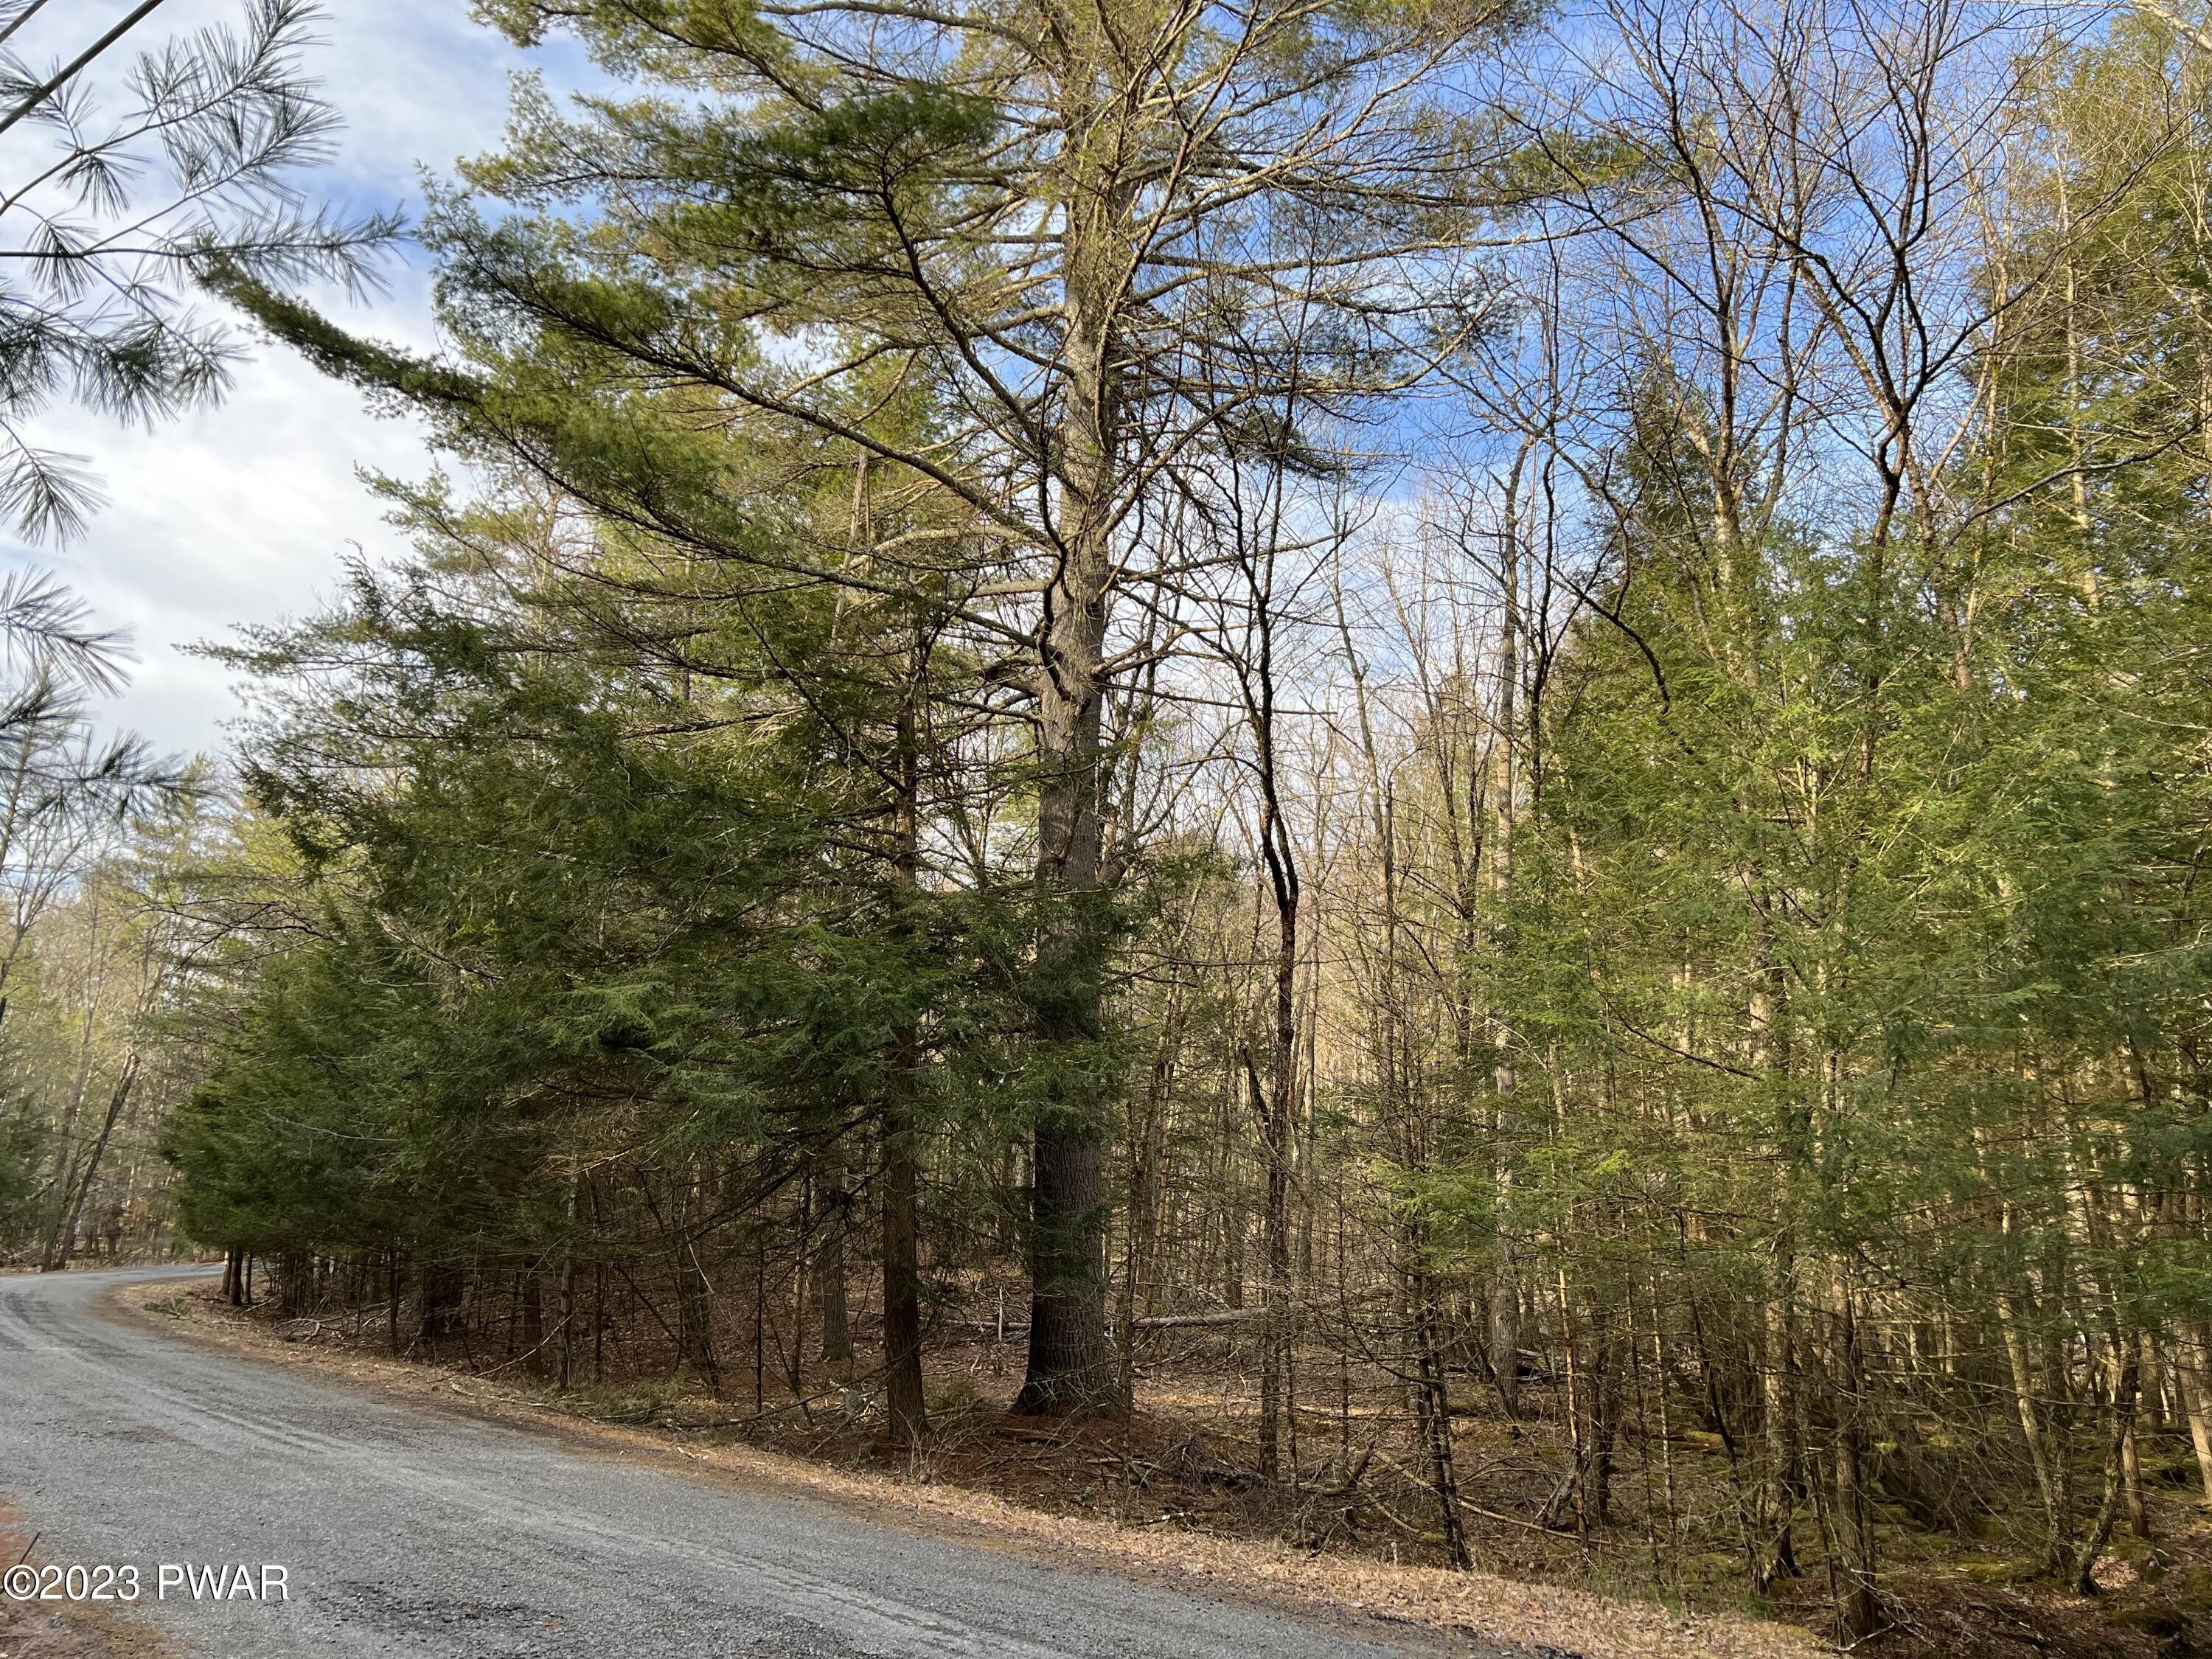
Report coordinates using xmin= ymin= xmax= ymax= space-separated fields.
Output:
xmin=10 ymin=0 xmax=2212 ymax=1651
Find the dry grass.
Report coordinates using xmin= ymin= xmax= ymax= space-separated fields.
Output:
xmin=0 ymin=1507 xmax=170 ymax=1659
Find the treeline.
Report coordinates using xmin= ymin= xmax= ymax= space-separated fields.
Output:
xmin=0 ymin=579 xmax=217 ymax=1270
xmin=0 ymin=0 xmax=404 ymax=1273
xmin=140 ymin=0 xmax=2212 ymax=1644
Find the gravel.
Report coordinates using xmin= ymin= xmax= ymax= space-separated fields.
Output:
xmin=0 ymin=1266 xmax=1540 ymax=1659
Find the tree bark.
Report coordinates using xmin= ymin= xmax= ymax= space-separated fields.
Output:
xmin=1117 ymin=987 xmax=1180 ymax=1407
xmin=883 ymin=1088 xmax=927 ymax=1447
xmin=420 ymin=1261 xmax=462 ymax=1346
xmin=521 ymin=1260 xmax=546 ymax=1380
xmin=2073 ymin=1343 xmax=2140 ymax=1595
xmin=1411 ymin=1262 xmax=1472 ymax=1570
xmin=2174 ymin=1323 xmax=2212 ymax=1503
xmin=1013 ymin=13 xmax=1134 ymax=1417
xmin=876 ymin=650 xmax=931 ymax=1446
xmin=44 ymin=1053 xmax=137 ymax=1274
xmin=817 ymin=1150 xmax=852 ymax=1366
xmin=1831 ymin=1274 xmax=1879 ymax=1643
xmin=1997 ymin=1284 xmax=2070 ymax=1576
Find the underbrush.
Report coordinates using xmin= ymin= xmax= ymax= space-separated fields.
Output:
xmin=170 ymin=1279 xmax=2212 ymax=1658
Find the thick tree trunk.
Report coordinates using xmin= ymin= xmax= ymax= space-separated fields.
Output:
xmin=1758 ymin=1288 xmax=1800 ymax=1588
xmin=2174 ymin=1324 xmax=2212 ymax=1503
xmin=278 ymin=1251 xmax=313 ymax=1318
xmin=1831 ymin=1275 xmax=1879 ymax=1644
xmin=1575 ymin=1302 xmax=1619 ymax=1531
xmin=879 ymin=669 xmax=929 ymax=1447
xmin=1013 ymin=20 xmax=1133 ymax=1419
xmin=521 ymin=1260 xmax=546 ymax=1379
xmin=882 ymin=1085 xmax=927 ymax=1447
xmin=420 ymin=1261 xmax=462 ymax=1347
xmin=2123 ymin=1415 xmax=2149 ymax=1540
xmin=816 ymin=1151 xmax=852 ymax=1366
xmin=1016 ymin=1123 xmax=1113 ymax=1413
xmin=1018 ymin=606 xmax=1116 ymax=1405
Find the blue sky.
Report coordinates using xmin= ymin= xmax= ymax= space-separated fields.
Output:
xmin=10 ymin=1 xmax=598 ymax=759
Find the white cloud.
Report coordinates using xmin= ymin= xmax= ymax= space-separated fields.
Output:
xmin=5 ymin=1 xmax=599 ymax=759
xmin=26 ymin=348 xmax=439 ymax=759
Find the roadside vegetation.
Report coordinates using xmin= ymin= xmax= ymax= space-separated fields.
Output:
xmin=0 ymin=0 xmax=397 ymax=1276
xmin=18 ymin=1 xmax=2212 ymax=1653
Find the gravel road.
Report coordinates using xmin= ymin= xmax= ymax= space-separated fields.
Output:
xmin=0 ymin=1266 xmax=1534 ymax=1658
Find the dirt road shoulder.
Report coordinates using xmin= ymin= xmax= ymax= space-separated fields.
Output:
xmin=108 ymin=1277 xmax=1826 ymax=1659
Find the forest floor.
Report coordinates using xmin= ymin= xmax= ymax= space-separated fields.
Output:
xmin=116 ymin=1279 xmax=2212 ymax=1659
xmin=116 ymin=1276 xmax=1821 ymax=1659
xmin=0 ymin=1506 xmax=170 ymax=1659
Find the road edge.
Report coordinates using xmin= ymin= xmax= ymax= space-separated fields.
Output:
xmin=102 ymin=1271 xmax=1829 ymax=1659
